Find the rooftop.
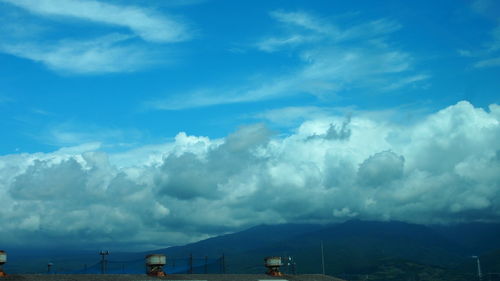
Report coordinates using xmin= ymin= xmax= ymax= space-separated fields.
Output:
xmin=0 ymin=274 xmax=345 ymax=281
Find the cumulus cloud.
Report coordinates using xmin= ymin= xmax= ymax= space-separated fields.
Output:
xmin=1 ymin=101 xmax=499 ymax=249
xmin=306 ymin=116 xmax=352 ymax=141
xmin=357 ymin=151 xmax=404 ymax=187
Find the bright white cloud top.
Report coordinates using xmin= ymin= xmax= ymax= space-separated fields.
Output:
xmin=1 ymin=101 xmax=499 ymax=249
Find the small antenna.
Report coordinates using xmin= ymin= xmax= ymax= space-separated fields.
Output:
xmin=99 ymin=250 xmax=109 ymax=274
xmin=472 ymin=256 xmax=482 ymax=281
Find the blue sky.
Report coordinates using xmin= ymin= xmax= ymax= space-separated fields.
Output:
xmin=0 ymin=0 xmax=499 ymax=250
xmin=0 ymin=0 xmax=498 ymax=154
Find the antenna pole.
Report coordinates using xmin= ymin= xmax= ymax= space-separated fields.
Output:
xmin=321 ymin=240 xmax=325 ymax=275
xmin=477 ymin=257 xmax=482 ymax=281
xmin=472 ymin=256 xmax=483 ymax=281
xmin=99 ymin=251 xmax=109 ymax=274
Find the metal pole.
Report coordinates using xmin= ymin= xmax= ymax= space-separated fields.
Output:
xmin=100 ymin=251 xmax=109 ymax=274
xmin=204 ymin=256 xmax=208 ymax=274
xmin=321 ymin=241 xmax=325 ymax=275
xmin=473 ymin=256 xmax=483 ymax=281
xmin=477 ymin=257 xmax=482 ymax=281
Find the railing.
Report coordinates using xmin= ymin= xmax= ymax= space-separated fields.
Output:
xmin=42 ymin=255 xmax=226 ymax=275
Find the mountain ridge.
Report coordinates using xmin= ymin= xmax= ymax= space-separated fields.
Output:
xmin=4 ymin=220 xmax=500 ymax=278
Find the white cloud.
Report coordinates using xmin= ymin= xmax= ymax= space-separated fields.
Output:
xmin=0 ymin=0 xmax=189 ymax=74
xmin=1 ymin=34 xmax=156 ymax=74
xmin=256 ymin=34 xmax=310 ymax=52
xmin=474 ymin=56 xmax=500 ymax=68
xmin=0 ymin=0 xmax=188 ymax=43
xmin=472 ymin=0 xmax=500 ymax=20
xmin=1 ymin=101 xmax=499 ymax=249
xmin=382 ymin=74 xmax=430 ymax=91
xmin=270 ymin=10 xmax=338 ymax=35
xmin=462 ymin=1 xmax=500 ymax=68
xmin=40 ymin=121 xmax=145 ymax=148
xmin=253 ymin=106 xmax=337 ymax=127
xmin=154 ymin=11 xmax=427 ymax=110
xmin=258 ymin=12 xmax=401 ymax=52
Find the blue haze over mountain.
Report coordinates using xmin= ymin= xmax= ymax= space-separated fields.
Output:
xmin=3 ymin=221 xmax=500 ymax=278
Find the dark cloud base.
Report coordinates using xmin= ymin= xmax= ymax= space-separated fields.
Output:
xmin=0 ymin=101 xmax=499 ymax=250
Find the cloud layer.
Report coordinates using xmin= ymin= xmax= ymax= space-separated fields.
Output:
xmin=1 ymin=101 xmax=499 ymax=250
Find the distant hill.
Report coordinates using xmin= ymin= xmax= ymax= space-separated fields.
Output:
xmin=149 ymin=223 xmax=325 ymax=257
xmin=148 ymin=220 xmax=500 ymax=276
xmin=455 ymin=248 xmax=500 ymax=276
xmin=431 ymin=223 xmax=500 ymax=254
xmin=4 ymin=220 xmax=500 ymax=279
xmin=341 ymin=259 xmax=475 ymax=281
xmin=481 ymin=249 xmax=500 ymax=273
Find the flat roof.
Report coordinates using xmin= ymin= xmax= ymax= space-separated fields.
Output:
xmin=0 ymin=274 xmax=345 ymax=281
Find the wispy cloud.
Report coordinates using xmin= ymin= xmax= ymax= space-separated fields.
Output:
xmin=0 ymin=0 xmax=188 ymax=43
xmin=34 ymin=121 xmax=144 ymax=149
xmin=473 ymin=25 xmax=500 ymax=68
xmin=0 ymin=95 xmax=13 ymax=104
xmin=270 ymin=10 xmax=339 ymax=35
xmin=152 ymin=11 xmax=427 ymax=110
xmin=0 ymin=0 xmax=190 ymax=74
xmin=257 ymin=34 xmax=310 ymax=52
xmin=460 ymin=0 xmax=500 ymax=68
xmin=1 ymin=34 xmax=155 ymax=74
xmin=149 ymin=77 xmax=302 ymax=110
xmin=475 ymin=56 xmax=500 ymax=68
xmin=257 ymin=11 xmax=401 ymax=52
xmin=253 ymin=106 xmax=338 ymax=127
xmin=382 ymin=74 xmax=430 ymax=91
